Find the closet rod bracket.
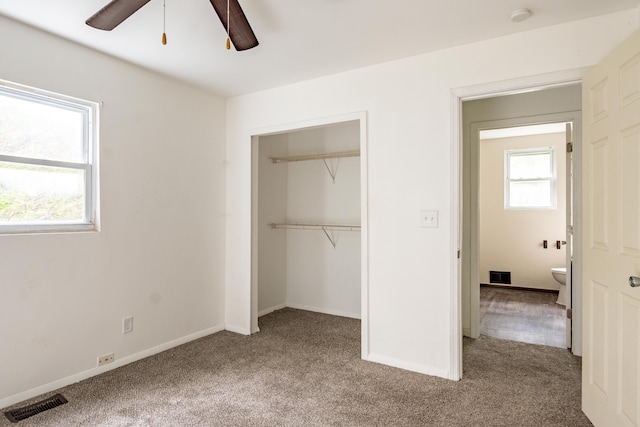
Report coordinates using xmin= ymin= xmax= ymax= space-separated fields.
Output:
xmin=268 ymin=222 xmax=361 ymax=248
xmin=269 ymin=150 xmax=359 ymax=183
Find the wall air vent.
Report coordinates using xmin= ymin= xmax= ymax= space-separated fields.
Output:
xmin=489 ymin=271 xmax=511 ymax=285
xmin=4 ymin=394 xmax=68 ymax=423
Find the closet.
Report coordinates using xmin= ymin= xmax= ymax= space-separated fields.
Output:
xmin=254 ymin=120 xmax=361 ymax=324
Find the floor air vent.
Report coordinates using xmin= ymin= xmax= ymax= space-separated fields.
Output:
xmin=4 ymin=394 xmax=68 ymax=423
xmin=489 ymin=270 xmax=511 ymax=285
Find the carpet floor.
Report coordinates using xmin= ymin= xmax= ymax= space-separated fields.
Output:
xmin=2 ymin=308 xmax=592 ymax=426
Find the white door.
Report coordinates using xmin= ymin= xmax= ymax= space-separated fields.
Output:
xmin=582 ymin=28 xmax=640 ymax=427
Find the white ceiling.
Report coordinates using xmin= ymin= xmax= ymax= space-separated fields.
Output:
xmin=480 ymin=122 xmax=567 ymax=140
xmin=1 ymin=0 xmax=638 ymax=97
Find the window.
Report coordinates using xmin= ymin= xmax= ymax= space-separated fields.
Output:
xmin=505 ymin=147 xmax=555 ymax=209
xmin=0 ymin=81 xmax=98 ymax=234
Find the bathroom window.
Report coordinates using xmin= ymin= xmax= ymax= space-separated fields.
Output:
xmin=505 ymin=147 xmax=556 ymax=209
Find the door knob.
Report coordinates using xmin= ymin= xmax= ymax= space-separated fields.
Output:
xmin=630 ymin=276 xmax=640 ymax=288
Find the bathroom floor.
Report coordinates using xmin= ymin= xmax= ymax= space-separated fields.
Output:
xmin=480 ymin=285 xmax=566 ymax=348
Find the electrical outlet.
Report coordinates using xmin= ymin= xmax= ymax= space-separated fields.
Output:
xmin=420 ymin=210 xmax=438 ymax=228
xmin=122 ymin=316 xmax=133 ymax=334
xmin=97 ymin=353 xmax=114 ymax=367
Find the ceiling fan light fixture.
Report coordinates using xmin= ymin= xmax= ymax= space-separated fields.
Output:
xmin=510 ymin=8 xmax=532 ymax=23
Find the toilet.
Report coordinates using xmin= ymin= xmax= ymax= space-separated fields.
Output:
xmin=551 ymin=267 xmax=567 ymax=306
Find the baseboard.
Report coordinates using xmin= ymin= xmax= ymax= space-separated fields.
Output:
xmin=258 ymin=303 xmax=287 ymax=318
xmin=480 ymin=283 xmax=559 ymax=293
xmin=0 ymin=324 xmax=225 ymax=410
xmin=462 ymin=327 xmax=472 ymax=337
xmin=224 ymin=324 xmax=251 ymax=335
xmin=285 ymin=303 xmax=361 ymax=320
xmin=365 ymin=353 xmax=449 ymax=379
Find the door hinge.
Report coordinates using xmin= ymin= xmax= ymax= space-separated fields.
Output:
xmin=567 ymin=308 xmax=573 ymax=319
xmin=567 ymin=142 xmax=573 ymax=153
xmin=457 ymin=250 xmax=461 ymax=259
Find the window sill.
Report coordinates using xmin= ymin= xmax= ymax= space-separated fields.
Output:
xmin=0 ymin=223 xmax=99 ymax=236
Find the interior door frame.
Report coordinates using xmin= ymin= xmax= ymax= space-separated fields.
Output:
xmin=451 ymin=67 xmax=590 ymax=376
xmin=565 ymin=122 xmax=574 ymax=349
xmin=469 ymin=113 xmax=580 ymax=347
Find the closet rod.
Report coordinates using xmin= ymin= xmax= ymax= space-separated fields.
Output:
xmin=269 ymin=150 xmax=360 ymax=164
xmin=269 ymin=223 xmax=361 ymax=231
xmin=269 ymin=222 xmax=360 ymax=248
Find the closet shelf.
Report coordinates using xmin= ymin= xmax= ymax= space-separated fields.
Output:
xmin=270 ymin=150 xmax=359 ymax=183
xmin=269 ymin=222 xmax=361 ymax=248
xmin=268 ymin=150 xmax=360 ymax=164
xmin=269 ymin=222 xmax=361 ymax=231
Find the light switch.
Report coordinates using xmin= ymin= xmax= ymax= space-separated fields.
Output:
xmin=421 ymin=210 xmax=438 ymax=228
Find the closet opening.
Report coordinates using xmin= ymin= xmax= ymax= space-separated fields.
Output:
xmin=250 ymin=114 xmax=368 ymax=357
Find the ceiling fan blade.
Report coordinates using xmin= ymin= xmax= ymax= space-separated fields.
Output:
xmin=86 ymin=0 xmax=152 ymax=31
xmin=209 ymin=0 xmax=259 ymax=51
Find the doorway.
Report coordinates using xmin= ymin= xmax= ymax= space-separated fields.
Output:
xmin=477 ymin=122 xmax=571 ymax=348
xmin=460 ymin=84 xmax=583 ymax=355
xmin=249 ymin=112 xmax=369 ymax=358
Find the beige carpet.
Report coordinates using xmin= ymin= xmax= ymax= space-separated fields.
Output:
xmin=2 ymin=308 xmax=591 ymax=426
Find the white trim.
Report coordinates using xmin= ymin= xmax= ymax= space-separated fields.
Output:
xmin=359 ymin=113 xmax=370 ymax=361
xmin=366 ymin=353 xmax=449 ymax=379
xmin=0 ymin=154 xmax=89 ymax=170
xmin=453 ymin=68 xmax=590 ymax=100
xmin=0 ymin=324 xmax=224 ymax=410
xmin=0 ymin=223 xmax=97 ymax=235
xmin=250 ymin=135 xmax=260 ymax=334
xmin=224 ymin=324 xmax=251 ymax=335
xmin=250 ymin=112 xmax=366 ymax=137
xmin=0 ymin=80 xmax=100 ymax=235
xmin=285 ymin=303 xmax=361 ymax=320
xmin=569 ymin=117 xmax=583 ymax=356
xmin=449 ymin=91 xmax=462 ymax=380
xmin=258 ymin=303 xmax=287 ymax=318
xmin=450 ymin=67 xmax=589 ymax=380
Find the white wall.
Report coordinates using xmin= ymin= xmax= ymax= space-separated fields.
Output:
xmin=226 ymin=11 xmax=639 ymax=379
xmin=0 ymin=17 xmax=227 ymax=407
xmin=479 ymin=133 xmax=566 ymax=290
xmin=256 ymin=122 xmax=361 ymax=319
xmin=285 ymin=122 xmax=361 ymax=318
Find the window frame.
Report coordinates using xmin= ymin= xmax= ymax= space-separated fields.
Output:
xmin=504 ymin=146 xmax=556 ymax=210
xmin=0 ymin=80 xmax=99 ymax=234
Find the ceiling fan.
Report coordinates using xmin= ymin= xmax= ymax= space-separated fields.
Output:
xmin=86 ymin=0 xmax=259 ymax=51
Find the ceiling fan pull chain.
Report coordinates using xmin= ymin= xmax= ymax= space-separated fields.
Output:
xmin=226 ymin=0 xmax=231 ymax=50
xmin=85 ymin=0 xmax=257 ymax=50
xmin=162 ymin=0 xmax=167 ymax=45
